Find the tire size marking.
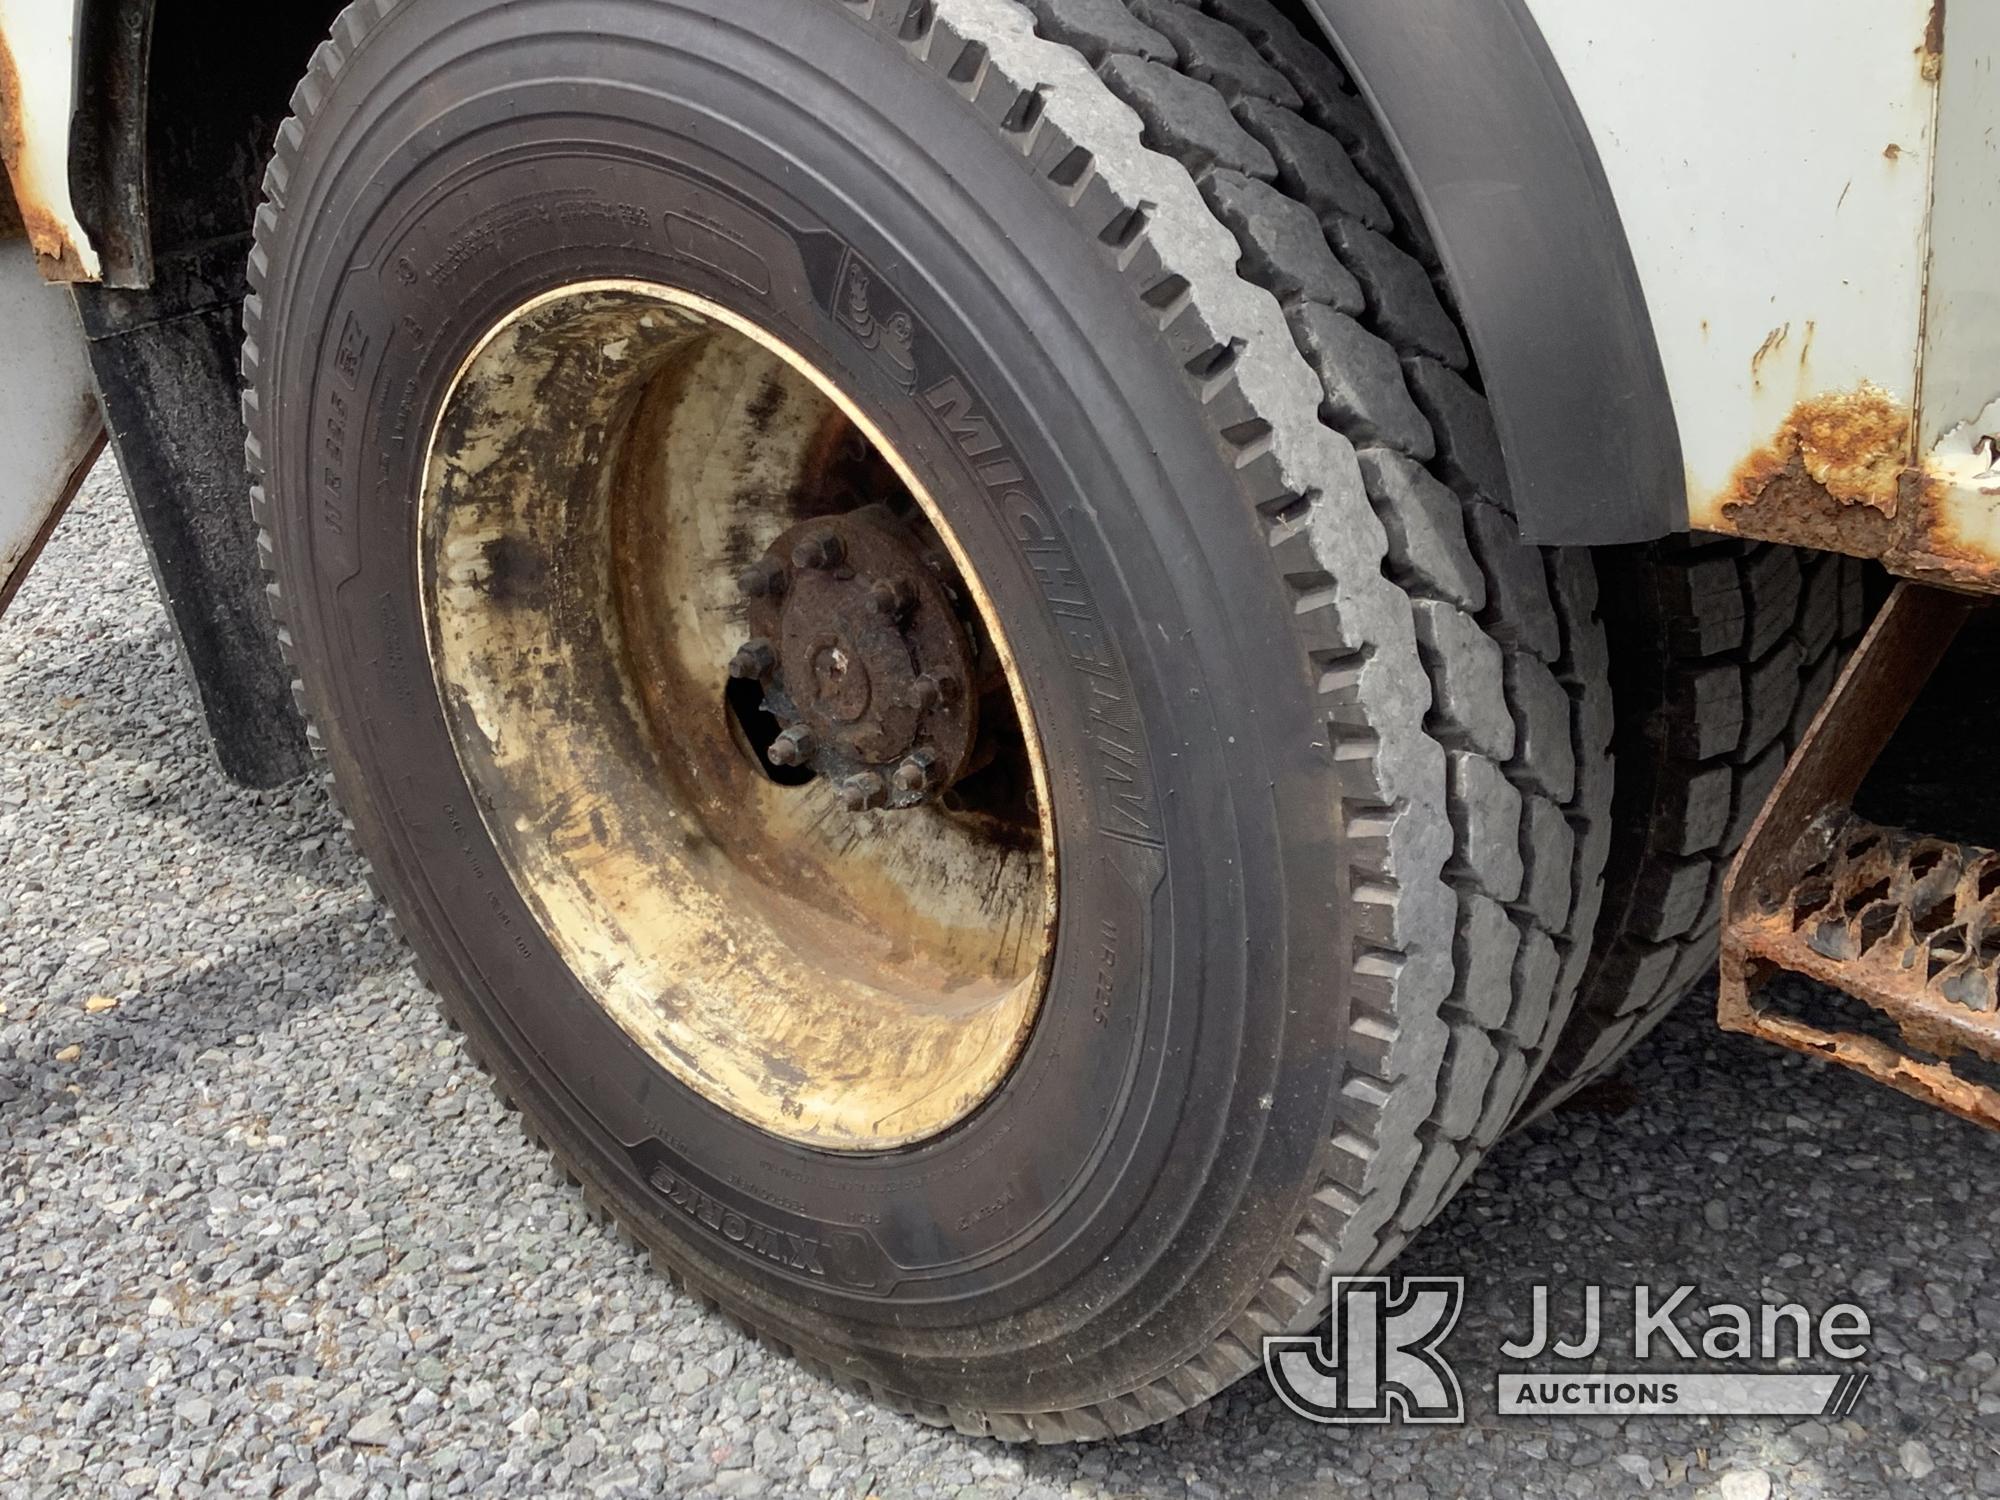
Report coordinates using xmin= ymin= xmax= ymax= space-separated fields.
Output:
xmin=316 ymin=311 xmax=369 ymax=574
xmin=425 ymin=191 xmax=648 ymax=290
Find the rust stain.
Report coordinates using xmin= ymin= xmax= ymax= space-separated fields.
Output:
xmin=1709 ymin=386 xmax=2000 ymax=590
xmin=1787 ymin=386 xmax=1912 ymax=509
xmin=1883 ymin=142 xmax=1904 ymax=162
xmin=0 ymin=31 xmax=24 ymax=239
xmin=1722 ymin=814 xmax=2000 ymax=1131
xmin=0 ymin=29 xmax=85 ymax=276
xmin=1719 ymin=991 xmax=2000 ymax=1131
xmin=1921 ymin=0 xmax=1946 ymax=83
xmin=1726 ymin=384 xmax=1908 ymax=517
xmin=1749 ymin=324 xmax=1791 ymax=387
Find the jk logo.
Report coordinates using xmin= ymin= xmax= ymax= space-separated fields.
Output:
xmin=1263 ymin=1276 xmax=1465 ymax=1424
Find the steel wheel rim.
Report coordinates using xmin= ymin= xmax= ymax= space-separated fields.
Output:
xmin=418 ymin=281 xmax=1057 ymax=1151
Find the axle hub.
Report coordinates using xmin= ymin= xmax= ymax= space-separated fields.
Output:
xmin=735 ymin=505 xmax=979 ymax=809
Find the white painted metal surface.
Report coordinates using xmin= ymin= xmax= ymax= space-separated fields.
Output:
xmin=0 ymin=239 xmax=101 ymax=612
xmin=0 ymin=0 xmax=99 ymax=278
xmin=1921 ymin=3 xmax=2000 ymax=450
xmin=0 ymin=0 xmax=1988 ymax=558
xmin=1526 ymin=0 xmax=1943 ymax=525
xmin=1920 ymin=6 xmax=2000 ymax=563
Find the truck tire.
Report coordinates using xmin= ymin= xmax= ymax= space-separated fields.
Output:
xmin=1520 ymin=540 xmax=1867 ymax=1121
xmin=243 ymin=0 xmax=1610 ymax=1436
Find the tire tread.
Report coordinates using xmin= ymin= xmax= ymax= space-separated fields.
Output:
xmin=1522 ymin=542 xmax=1867 ymax=1120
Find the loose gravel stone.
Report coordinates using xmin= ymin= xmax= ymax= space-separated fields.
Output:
xmin=6 ymin=462 xmax=2000 ymax=1497
xmin=1718 ymin=1470 xmax=1773 ymax=1500
xmin=1899 ymin=1440 xmax=1935 ymax=1480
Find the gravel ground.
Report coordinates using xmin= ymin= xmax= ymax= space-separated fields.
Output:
xmin=4 ymin=462 xmax=2000 ymax=1499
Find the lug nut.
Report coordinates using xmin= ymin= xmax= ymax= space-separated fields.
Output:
xmin=892 ymin=747 xmax=939 ymax=796
xmin=727 ymin=638 xmax=777 ymax=681
xmin=768 ymin=726 xmax=816 ymax=767
xmin=867 ymin=578 xmax=916 ymax=621
xmin=737 ymin=557 xmax=789 ymax=599
xmin=908 ymin=672 xmax=959 ymax=712
xmin=838 ymin=772 xmax=888 ymax=812
xmin=792 ymin=530 xmax=845 ymax=571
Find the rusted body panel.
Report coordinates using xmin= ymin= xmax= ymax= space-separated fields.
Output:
xmin=0 ymin=0 xmax=99 ymax=280
xmin=1528 ymin=0 xmax=1999 ymax=588
xmin=1671 ymin=4 xmax=2000 ymax=590
xmin=1711 ymin=387 xmax=2000 ymax=592
xmin=1535 ymin=0 xmax=1939 ymax=538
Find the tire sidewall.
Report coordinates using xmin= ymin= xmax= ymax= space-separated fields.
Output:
xmin=257 ymin=0 xmax=1348 ymax=1402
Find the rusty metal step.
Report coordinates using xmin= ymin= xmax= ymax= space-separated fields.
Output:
xmin=1718 ymin=581 xmax=2000 ymax=1126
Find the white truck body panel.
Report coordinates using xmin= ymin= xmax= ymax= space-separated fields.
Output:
xmin=0 ymin=0 xmax=1993 ymax=579
xmin=0 ymin=240 xmax=101 ymax=610
xmin=1921 ymin=2 xmax=2000 ymax=452
xmin=1526 ymin=0 xmax=1955 ymax=528
xmin=0 ymin=0 xmax=101 ymax=615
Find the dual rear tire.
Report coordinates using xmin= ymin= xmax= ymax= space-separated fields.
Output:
xmin=243 ymin=0 xmax=1840 ymax=1437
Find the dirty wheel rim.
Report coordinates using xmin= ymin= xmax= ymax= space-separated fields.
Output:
xmin=418 ymin=282 xmax=1056 ymax=1151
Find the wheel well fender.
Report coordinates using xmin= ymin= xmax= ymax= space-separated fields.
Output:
xmin=62 ymin=0 xmax=344 ymax=787
xmin=1298 ymin=0 xmax=1684 ymax=545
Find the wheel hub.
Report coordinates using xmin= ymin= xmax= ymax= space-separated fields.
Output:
xmin=733 ymin=505 xmax=980 ymax=811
